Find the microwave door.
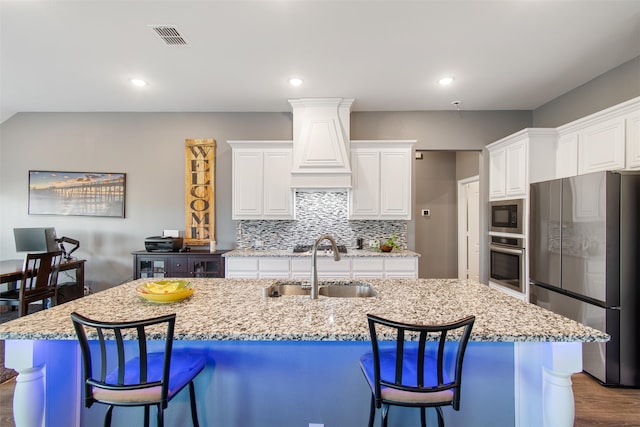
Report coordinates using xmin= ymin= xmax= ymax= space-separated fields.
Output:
xmin=529 ymin=179 xmax=562 ymax=289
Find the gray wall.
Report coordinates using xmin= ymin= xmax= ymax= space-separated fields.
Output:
xmin=414 ymin=152 xmax=457 ymax=278
xmin=0 ymin=110 xmax=527 ymax=289
xmin=456 ymin=151 xmax=480 ymax=181
xmin=413 ymin=151 xmax=480 ymax=279
xmin=351 ymin=111 xmax=531 ymax=150
xmin=533 ymin=55 xmax=640 ymax=127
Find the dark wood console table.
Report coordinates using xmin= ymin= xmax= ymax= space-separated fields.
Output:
xmin=132 ymin=250 xmax=228 ymax=279
xmin=0 ymin=258 xmax=86 ymax=304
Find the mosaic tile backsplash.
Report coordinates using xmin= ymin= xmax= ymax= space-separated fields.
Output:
xmin=236 ymin=192 xmax=407 ymax=250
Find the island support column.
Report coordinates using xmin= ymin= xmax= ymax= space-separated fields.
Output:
xmin=5 ymin=339 xmax=81 ymax=427
xmin=542 ymin=342 xmax=582 ymax=427
xmin=5 ymin=340 xmax=45 ymax=427
xmin=514 ymin=342 xmax=582 ymax=427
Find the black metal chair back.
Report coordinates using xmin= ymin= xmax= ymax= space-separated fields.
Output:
xmin=360 ymin=314 xmax=475 ymax=427
xmin=70 ymin=312 xmax=203 ymax=427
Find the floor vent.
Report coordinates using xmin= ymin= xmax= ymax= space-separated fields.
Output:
xmin=149 ymin=25 xmax=189 ymax=46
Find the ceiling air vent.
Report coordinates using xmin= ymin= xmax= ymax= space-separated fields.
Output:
xmin=149 ymin=25 xmax=189 ymax=46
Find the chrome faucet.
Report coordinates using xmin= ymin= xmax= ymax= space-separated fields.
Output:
xmin=310 ymin=234 xmax=341 ymax=299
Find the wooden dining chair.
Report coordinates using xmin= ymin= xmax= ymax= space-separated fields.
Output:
xmin=70 ymin=312 xmax=206 ymax=427
xmin=0 ymin=251 xmax=63 ymax=316
xmin=359 ymin=314 xmax=475 ymax=427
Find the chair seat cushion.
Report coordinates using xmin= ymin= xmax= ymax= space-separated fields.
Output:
xmin=92 ymin=349 xmax=206 ymax=404
xmin=360 ymin=348 xmax=455 ymax=404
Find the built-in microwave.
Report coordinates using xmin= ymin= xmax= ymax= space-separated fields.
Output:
xmin=490 ymin=199 xmax=524 ymax=234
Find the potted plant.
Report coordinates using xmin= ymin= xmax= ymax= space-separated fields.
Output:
xmin=379 ymin=233 xmax=400 ymax=252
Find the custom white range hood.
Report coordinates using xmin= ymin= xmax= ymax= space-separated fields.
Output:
xmin=289 ymin=98 xmax=354 ymax=189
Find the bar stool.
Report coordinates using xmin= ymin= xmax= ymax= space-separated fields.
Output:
xmin=359 ymin=314 xmax=475 ymax=427
xmin=70 ymin=312 xmax=206 ymax=427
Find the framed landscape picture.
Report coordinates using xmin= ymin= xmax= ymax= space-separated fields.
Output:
xmin=28 ymin=170 xmax=126 ymax=217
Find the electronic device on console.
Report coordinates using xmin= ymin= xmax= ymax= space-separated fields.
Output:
xmin=144 ymin=236 xmax=184 ymax=252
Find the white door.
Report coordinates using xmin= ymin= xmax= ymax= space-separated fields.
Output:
xmin=458 ymin=177 xmax=480 ymax=281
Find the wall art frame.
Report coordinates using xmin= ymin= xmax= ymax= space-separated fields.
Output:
xmin=28 ymin=170 xmax=126 ymax=217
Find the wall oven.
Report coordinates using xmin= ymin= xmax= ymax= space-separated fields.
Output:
xmin=490 ymin=199 xmax=524 ymax=234
xmin=489 ymin=235 xmax=525 ymax=293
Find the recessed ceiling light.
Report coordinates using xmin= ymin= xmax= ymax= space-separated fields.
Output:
xmin=289 ymin=78 xmax=303 ymax=87
xmin=438 ymin=76 xmax=454 ymax=86
xmin=130 ymin=78 xmax=148 ymax=87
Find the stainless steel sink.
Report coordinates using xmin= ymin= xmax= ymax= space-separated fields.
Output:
xmin=263 ymin=280 xmax=376 ymax=298
xmin=318 ymin=284 xmax=376 ymax=298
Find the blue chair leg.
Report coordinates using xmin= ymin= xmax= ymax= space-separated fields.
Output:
xmin=143 ymin=405 xmax=150 ymax=427
xmin=381 ymin=403 xmax=389 ymax=427
xmin=368 ymin=394 xmax=376 ymax=427
xmin=189 ymin=381 xmax=200 ymax=427
xmin=435 ymin=407 xmax=445 ymax=427
xmin=104 ymin=406 xmax=114 ymax=427
xmin=157 ymin=404 xmax=164 ymax=427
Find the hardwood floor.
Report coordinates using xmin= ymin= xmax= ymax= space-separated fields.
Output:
xmin=0 ymin=377 xmax=15 ymax=427
xmin=574 ymin=373 xmax=640 ymax=427
xmin=0 ymin=372 xmax=638 ymax=426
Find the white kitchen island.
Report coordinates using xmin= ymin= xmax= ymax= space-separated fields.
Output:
xmin=0 ymin=278 xmax=607 ymax=427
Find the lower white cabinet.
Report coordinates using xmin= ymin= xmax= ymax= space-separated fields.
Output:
xmin=351 ymin=258 xmax=385 ymax=279
xmin=384 ymin=257 xmax=419 ymax=279
xmin=226 ymin=256 xmax=418 ymax=279
xmin=225 ymin=258 xmax=259 ymax=278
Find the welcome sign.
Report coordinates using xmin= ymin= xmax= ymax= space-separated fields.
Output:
xmin=185 ymin=138 xmax=215 ymax=245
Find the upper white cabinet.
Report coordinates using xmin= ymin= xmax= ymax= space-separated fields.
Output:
xmin=555 ymin=97 xmax=640 ymax=175
xmin=488 ymin=129 xmax=557 ymax=200
xmin=504 ymin=139 xmax=527 ymax=197
xmin=229 ymin=141 xmax=294 ymax=220
xmin=626 ymin=111 xmax=640 ymax=170
xmin=578 ymin=116 xmax=625 ymax=174
xmin=556 ymin=132 xmax=579 ymax=178
xmin=349 ymin=140 xmax=415 ymax=220
xmin=488 ymin=145 xmax=507 ymax=199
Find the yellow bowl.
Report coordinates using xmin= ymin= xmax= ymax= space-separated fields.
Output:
xmin=136 ymin=280 xmax=194 ymax=303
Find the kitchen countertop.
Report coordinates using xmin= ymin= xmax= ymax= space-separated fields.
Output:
xmin=223 ymin=248 xmax=420 ymax=257
xmin=0 ymin=278 xmax=607 ymax=343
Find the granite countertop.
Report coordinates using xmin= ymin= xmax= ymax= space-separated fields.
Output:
xmin=223 ymin=248 xmax=420 ymax=257
xmin=0 ymin=278 xmax=607 ymax=343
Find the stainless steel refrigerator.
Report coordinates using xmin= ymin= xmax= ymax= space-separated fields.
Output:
xmin=529 ymin=171 xmax=640 ymax=387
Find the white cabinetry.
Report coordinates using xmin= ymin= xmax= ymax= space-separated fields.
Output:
xmin=555 ymin=97 xmax=640 ymax=175
xmin=349 ymin=140 xmax=415 ymax=220
xmin=229 ymin=141 xmax=294 ymax=220
xmin=226 ymin=255 xmax=419 ymax=279
xmin=505 ymin=140 xmax=527 ymax=197
xmin=488 ymin=129 xmax=557 ymax=200
xmin=384 ymin=257 xmax=419 ymax=279
xmin=578 ymin=117 xmax=625 ymax=174
xmin=626 ymin=111 xmax=640 ymax=170
xmin=488 ymin=146 xmax=506 ymax=199
xmin=556 ymin=132 xmax=579 ymax=178
xmin=351 ymin=258 xmax=385 ymax=279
